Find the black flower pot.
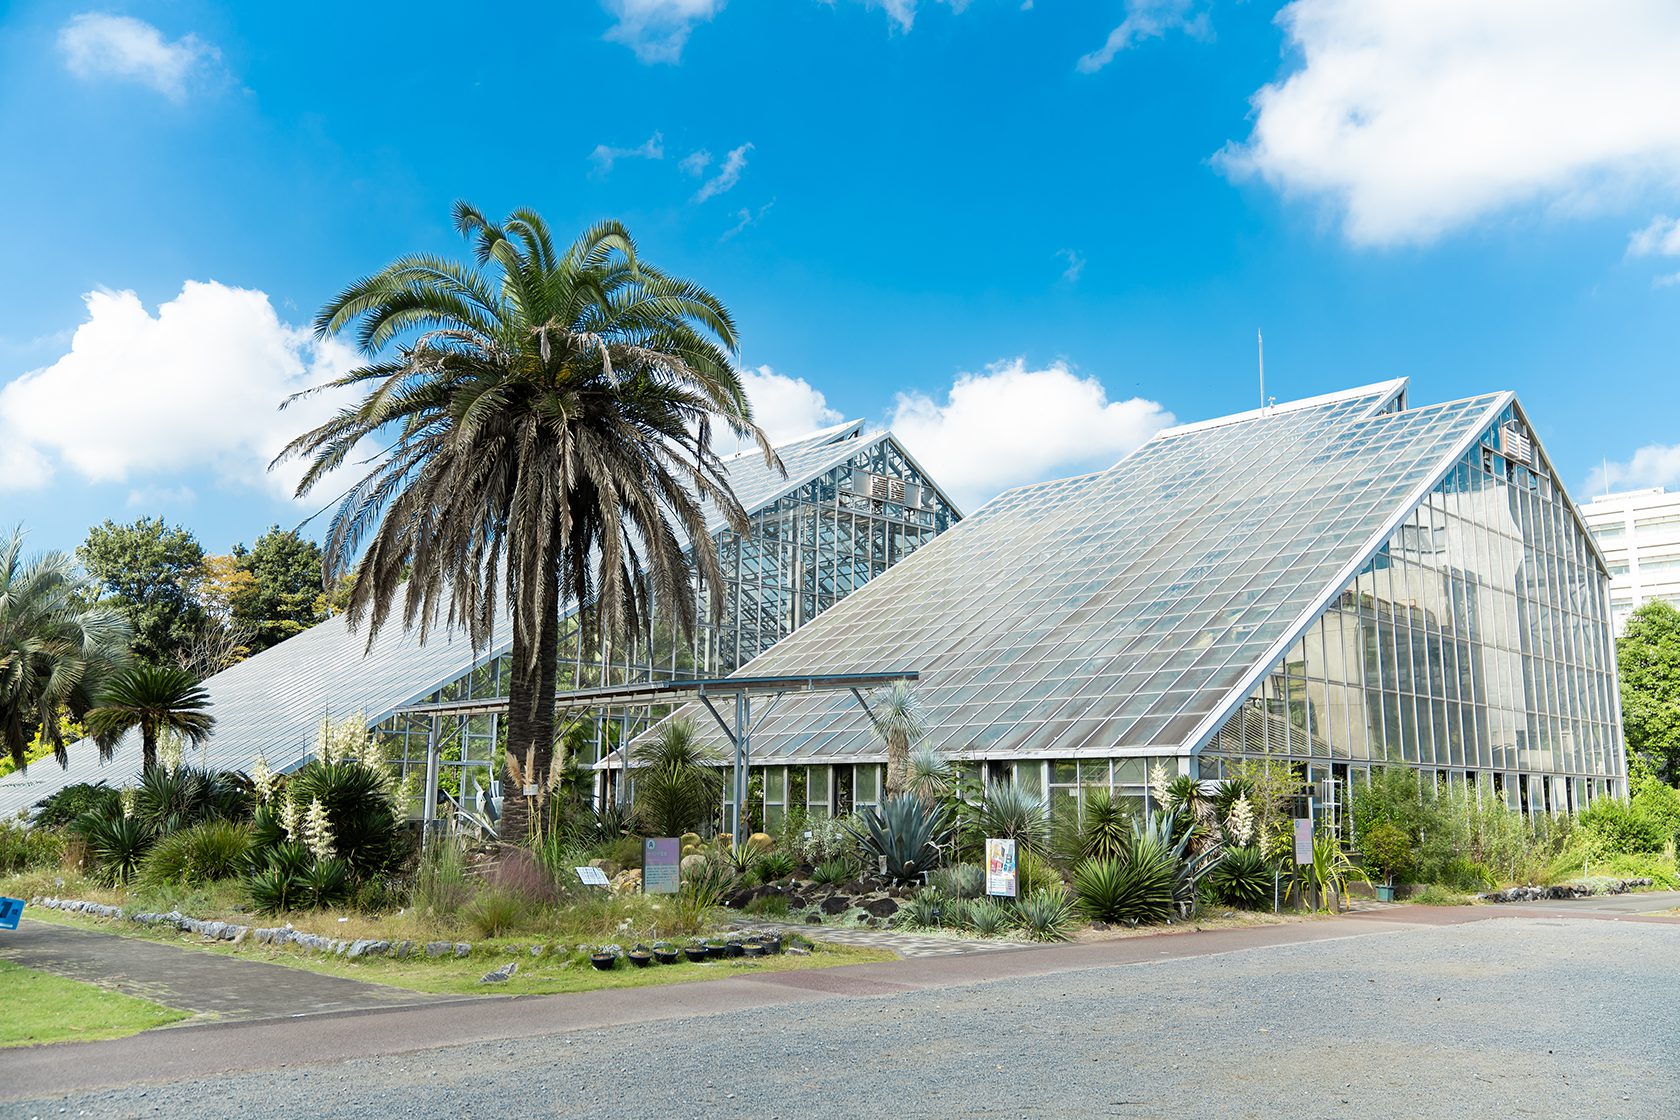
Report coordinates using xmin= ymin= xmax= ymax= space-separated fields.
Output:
xmin=654 ymin=948 xmax=681 ymax=965
xmin=743 ymin=943 xmax=766 ymax=958
xmin=684 ymin=946 xmax=709 ymax=963
xmin=590 ymin=954 xmax=618 ymax=971
xmin=705 ymin=943 xmax=730 ymax=961
xmin=766 ymin=934 xmax=783 ymax=954
xmin=628 ymin=951 xmax=652 ymax=968
xmin=725 ymin=941 xmax=745 ymax=958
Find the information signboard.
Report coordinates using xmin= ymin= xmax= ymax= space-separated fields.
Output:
xmin=643 ymin=838 xmax=681 ymax=895
xmin=1292 ymin=818 xmax=1314 ymax=866
xmin=985 ymin=838 xmax=1018 ymax=898
xmin=575 ymin=866 xmax=611 ymax=887
xmin=0 ymin=896 xmax=23 ymax=931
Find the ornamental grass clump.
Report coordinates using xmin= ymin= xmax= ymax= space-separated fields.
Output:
xmin=140 ymin=819 xmax=253 ymax=886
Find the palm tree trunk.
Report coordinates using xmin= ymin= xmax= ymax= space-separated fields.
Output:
xmin=502 ymin=561 xmax=561 ymax=843
xmin=885 ymin=729 xmax=908 ymax=800
xmin=141 ymin=723 xmax=158 ymax=776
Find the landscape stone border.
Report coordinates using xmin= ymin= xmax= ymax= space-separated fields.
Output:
xmin=1477 ymin=877 xmax=1653 ymax=904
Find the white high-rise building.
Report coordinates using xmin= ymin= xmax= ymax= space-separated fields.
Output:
xmin=1580 ymin=487 xmax=1680 ymax=633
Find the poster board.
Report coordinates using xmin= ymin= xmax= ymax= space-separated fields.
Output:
xmin=1292 ymin=818 xmax=1314 ymax=866
xmin=985 ymin=838 xmax=1018 ymax=898
xmin=643 ymin=838 xmax=681 ymax=895
xmin=0 ymin=896 xmax=23 ymax=930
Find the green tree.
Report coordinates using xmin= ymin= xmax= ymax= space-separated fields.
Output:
xmin=0 ymin=528 xmax=131 ymax=769
xmin=78 ymin=517 xmax=207 ymax=667
xmin=229 ymin=526 xmax=326 ymax=652
xmin=874 ymin=681 xmax=924 ymax=800
xmin=1618 ymin=600 xmax=1680 ymax=783
xmin=84 ymin=664 xmax=216 ymax=776
xmin=275 ymin=203 xmax=770 ymax=840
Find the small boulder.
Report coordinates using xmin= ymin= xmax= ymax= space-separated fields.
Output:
xmin=454 ymin=942 xmax=472 ymax=958
xmin=425 ymin=941 xmax=452 ymax=958
xmin=480 ymin=962 xmax=518 ymax=983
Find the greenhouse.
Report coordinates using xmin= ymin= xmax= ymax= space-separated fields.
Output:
xmin=0 ymin=421 xmax=960 ymax=820
xmin=643 ymin=380 xmax=1627 ymax=827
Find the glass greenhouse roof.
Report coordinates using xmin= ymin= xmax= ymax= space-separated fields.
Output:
xmin=666 ymin=380 xmax=1520 ymax=765
xmin=0 ymin=420 xmax=904 ymax=817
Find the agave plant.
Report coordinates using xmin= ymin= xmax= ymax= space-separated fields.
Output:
xmin=1206 ymin=844 xmax=1273 ymax=909
xmin=1071 ymin=852 xmax=1176 ymax=925
xmin=970 ymin=781 xmax=1049 ymax=853
xmin=846 ymin=794 xmax=951 ymax=884
xmin=1012 ymin=888 xmax=1079 ymax=942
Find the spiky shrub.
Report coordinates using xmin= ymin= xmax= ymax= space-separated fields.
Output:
xmin=752 ymin=850 xmax=796 ymax=883
xmin=301 ymin=858 xmax=352 ymax=909
xmin=1013 ymin=888 xmax=1079 ymax=942
xmin=1071 ymin=853 xmax=1175 ymax=925
xmin=811 ymin=856 xmax=858 ymax=885
xmin=283 ymin=758 xmax=405 ymax=879
xmin=247 ymin=865 xmax=303 ymax=914
xmin=1077 ymin=789 xmax=1132 ymax=862
xmin=971 ymin=782 xmax=1050 ymax=853
xmin=1017 ymin=847 xmax=1064 ymax=898
xmin=142 ymin=819 xmax=253 ymax=886
xmin=942 ymin=897 xmax=974 ymax=929
xmin=632 ymin=717 xmax=723 ymax=837
xmin=965 ymin=897 xmax=1012 ymax=936
xmin=1205 ymin=845 xmax=1272 ymax=909
xmin=681 ymin=856 xmax=734 ymax=910
xmin=929 ymin=862 xmax=984 ymax=899
xmin=847 ymin=794 xmax=952 ymax=884
xmin=75 ymin=812 xmax=153 ymax=884
xmin=898 ymin=889 xmax=944 ymax=928
xmin=131 ymin=766 xmax=246 ymax=835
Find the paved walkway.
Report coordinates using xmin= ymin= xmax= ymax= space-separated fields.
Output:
xmin=0 ymin=918 xmax=472 ymax=1023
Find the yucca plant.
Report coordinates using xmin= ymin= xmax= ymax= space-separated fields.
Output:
xmin=970 ymin=781 xmax=1050 ymax=853
xmin=129 ymin=765 xmax=245 ymax=835
xmin=965 ymin=897 xmax=1012 ymax=936
xmin=1205 ymin=844 xmax=1273 ymax=909
xmin=810 ymin=856 xmax=858 ymax=885
xmin=1078 ymin=789 xmax=1132 ymax=862
xmin=905 ymin=742 xmax=954 ymax=806
xmin=752 ymin=850 xmax=796 ymax=883
xmin=1071 ymin=851 xmax=1176 ymax=925
xmin=285 ymin=758 xmax=405 ymax=878
xmin=77 ymin=812 xmax=153 ymax=884
xmin=247 ymin=865 xmax=303 ymax=914
xmin=633 ymin=717 xmax=723 ymax=837
xmin=847 ymin=794 xmax=951 ymax=884
xmin=1012 ymin=888 xmax=1079 ymax=942
xmin=300 ymin=858 xmax=352 ymax=909
xmin=1304 ymin=832 xmax=1368 ymax=910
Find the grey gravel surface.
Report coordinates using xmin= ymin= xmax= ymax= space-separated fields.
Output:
xmin=8 ymin=917 xmax=1676 ymax=1119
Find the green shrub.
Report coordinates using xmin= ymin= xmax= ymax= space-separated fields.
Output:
xmin=742 ymin=894 xmax=791 ymax=917
xmin=462 ymin=887 xmax=536 ymax=937
xmin=34 ymin=784 xmax=120 ymax=830
xmin=680 ymin=857 xmax=733 ymax=910
xmin=1012 ymin=888 xmax=1079 ymax=942
xmin=1355 ymin=821 xmax=1415 ymax=884
xmin=1072 ymin=851 xmax=1175 ymax=925
xmin=898 ymin=890 xmax=944 ymax=929
xmin=1408 ymin=884 xmax=1474 ymax=905
xmin=971 ymin=782 xmax=1050 ymax=853
xmin=811 ymin=856 xmax=858 ymax=885
xmin=1017 ymin=847 xmax=1063 ymax=898
xmin=965 ymin=898 xmax=1012 ymax=935
xmin=75 ymin=813 xmax=153 ymax=884
xmin=141 ymin=820 xmax=253 ymax=885
xmin=1578 ymin=799 xmax=1666 ymax=855
xmin=0 ymin=814 xmax=65 ymax=873
xmin=248 ymin=866 xmax=304 ymax=914
xmin=283 ymin=759 xmax=405 ymax=877
xmin=752 ymin=850 xmax=796 ymax=883
xmin=131 ymin=766 xmax=246 ymax=834
xmin=929 ymin=862 xmax=983 ymax=899
xmin=300 ymin=858 xmax=352 ymax=909
xmin=632 ymin=717 xmax=723 ymax=837
xmin=1205 ymin=845 xmax=1274 ymax=909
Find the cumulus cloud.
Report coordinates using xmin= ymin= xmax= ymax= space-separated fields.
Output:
xmin=1220 ymin=1 xmax=1680 ymax=246
xmin=889 ymin=358 xmax=1174 ymax=510
xmin=602 ymin=0 xmax=724 ymax=63
xmin=588 ymin=131 xmax=664 ymax=175
xmin=1076 ymin=0 xmax=1208 ymax=73
xmin=694 ymin=143 xmax=753 ymax=202
xmin=0 ymin=281 xmax=359 ymax=502
xmin=58 ymin=13 xmax=219 ymax=101
xmin=1585 ymin=445 xmax=1680 ymax=497
xmin=714 ymin=366 xmax=844 ymax=455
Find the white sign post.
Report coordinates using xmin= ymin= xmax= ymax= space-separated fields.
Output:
xmin=985 ymin=838 xmax=1018 ymax=898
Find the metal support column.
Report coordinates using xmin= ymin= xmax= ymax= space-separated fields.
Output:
xmin=421 ymin=713 xmax=442 ymax=844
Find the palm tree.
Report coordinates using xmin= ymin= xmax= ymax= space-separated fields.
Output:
xmin=0 ymin=527 xmax=130 ymax=770
xmin=85 ymin=665 xmax=215 ymax=776
xmin=875 ymin=681 xmax=924 ymax=800
xmin=274 ymin=203 xmax=771 ymax=839
xmin=633 ymin=716 xmax=723 ymax=837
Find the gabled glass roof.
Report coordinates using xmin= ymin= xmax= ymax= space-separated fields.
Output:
xmin=669 ymin=381 xmax=1512 ymax=764
xmin=0 ymin=420 xmax=902 ymax=815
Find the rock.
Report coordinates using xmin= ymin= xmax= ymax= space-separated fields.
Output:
xmin=454 ymin=942 xmax=472 ymax=958
xmin=820 ymin=896 xmax=851 ymax=916
xmin=588 ymin=858 xmax=621 ymax=879
xmin=347 ymin=939 xmax=390 ymax=959
xmin=786 ymin=946 xmax=811 ymax=955
xmin=804 ymin=912 xmax=823 ymax=925
xmin=680 ymin=853 xmax=708 ymax=875
xmin=426 ymin=941 xmax=452 ymax=958
xmin=480 ymin=962 xmax=518 ymax=983
xmin=530 ymin=943 xmax=547 ymax=957
xmin=609 ymin=868 xmax=643 ymax=896
xmin=859 ymin=895 xmax=900 ymax=919
xmin=393 ymin=941 xmax=413 ymax=959
xmin=232 ymin=927 xmax=249 ymax=946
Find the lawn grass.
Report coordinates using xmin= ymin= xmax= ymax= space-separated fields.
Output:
xmin=23 ymin=905 xmax=894 ymax=997
xmin=0 ymin=959 xmax=187 ymax=1047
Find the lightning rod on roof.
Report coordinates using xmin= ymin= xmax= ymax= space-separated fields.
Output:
xmin=1257 ymin=329 xmax=1265 ymax=412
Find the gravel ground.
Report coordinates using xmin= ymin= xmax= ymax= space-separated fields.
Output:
xmin=9 ymin=917 xmax=1677 ymax=1119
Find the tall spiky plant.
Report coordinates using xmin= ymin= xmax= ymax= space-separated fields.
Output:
xmin=275 ymin=204 xmax=774 ymax=839
xmin=875 ymin=681 xmax=924 ymax=800
xmin=0 ymin=527 xmax=130 ymax=770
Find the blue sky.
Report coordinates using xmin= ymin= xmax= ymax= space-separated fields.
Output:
xmin=3 ymin=0 xmax=1680 ymax=555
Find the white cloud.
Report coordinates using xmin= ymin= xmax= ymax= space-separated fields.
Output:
xmin=1629 ymin=215 xmax=1680 ymax=257
xmin=720 ymin=201 xmax=775 ymax=242
xmin=602 ymin=0 xmax=724 ymax=63
xmin=889 ymin=358 xmax=1174 ymax=510
xmin=715 ymin=366 xmax=844 ymax=455
xmin=679 ymin=149 xmax=713 ymax=177
xmin=1586 ymin=444 xmax=1680 ymax=496
xmin=58 ymin=13 xmax=219 ymax=101
xmin=841 ymin=0 xmax=971 ymax=31
xmin=126 ymin=484 xmax=197 ymax=509
xmin=588 ymin=131 xmax=665 ymax=175
xmin=1077 ymin=0 xmax=1208 ymax=73
xmin=0 ymin=281 xmax=359 ymax=502
xmin=1220 ymin=1 xmax=1680 ymax=247
xmin=1057 ymin=248 xmax=1086 ymax=282
xmin=694 ymin=143 xmax=753 ymax=202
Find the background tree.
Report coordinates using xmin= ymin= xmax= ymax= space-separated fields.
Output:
xmin=228 ymin=526 xmax=326 ymax=652
xmin=1619 ymin=600 xmax=1680 ymax=783
xmin=78 ymin=517 xmax=207 ymax=667
xmin=84 ymin=664 xmax=215 ymax=775
xmin=1 ymin=527 xmax=131 ymax=769
xmin=276 ymin=203 xmax=771 ymax=840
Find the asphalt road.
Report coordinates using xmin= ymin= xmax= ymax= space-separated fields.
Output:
xmin=7 ymin=914 xmax=1676 ymax=1119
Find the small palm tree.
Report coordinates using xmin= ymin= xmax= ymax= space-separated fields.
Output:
xmin=85 ymin=665 xmax=215 ymax=776
xmin=633 ymin=717 xmax=723 ymax=837
xmin=0 ymin=527 xmax=130 ymax=769
xmin=276 ymin=203 xmax=771 ymax=839
xmin=875 ymin=681 xmax=924 ymax=800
